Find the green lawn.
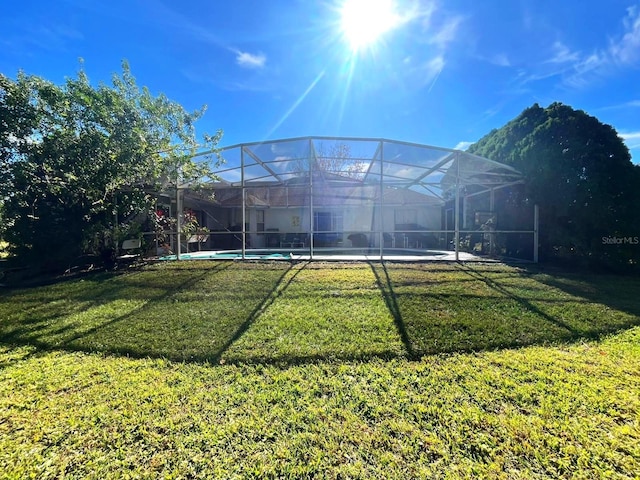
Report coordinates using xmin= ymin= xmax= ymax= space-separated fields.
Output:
xmin=1 ymin=261 xmax=639 ymax=478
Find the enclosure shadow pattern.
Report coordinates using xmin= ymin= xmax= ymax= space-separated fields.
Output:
xmin=1 ymin=261 xmax=639 ymax=366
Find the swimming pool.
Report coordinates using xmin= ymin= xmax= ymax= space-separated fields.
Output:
xmin=158 ymin=248 xmax=452 ymax=261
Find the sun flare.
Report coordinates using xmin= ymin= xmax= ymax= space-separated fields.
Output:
xmin=340 ymin=0 xmax=400 ymax=51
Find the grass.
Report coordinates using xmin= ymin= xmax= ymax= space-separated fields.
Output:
xmin=0 ymin=260 xmax=639 ymax=478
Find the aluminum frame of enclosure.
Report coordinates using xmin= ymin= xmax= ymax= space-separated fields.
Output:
xmin=173 ymin=136 xmax=533 ymax=261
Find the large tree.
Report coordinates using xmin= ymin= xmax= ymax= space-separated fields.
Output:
xmin=468 ymin=102 xmax=640 ymax=270
xmin=0 ymin=63 xmax=222 ymax=270
xmin=290 ymin=142 xmax=366 ymax=179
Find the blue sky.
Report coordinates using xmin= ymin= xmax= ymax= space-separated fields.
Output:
xmin=2 ymin=0 xmax=640 ymax=163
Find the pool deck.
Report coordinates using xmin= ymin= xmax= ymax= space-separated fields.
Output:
xmin=287 ymin=251 xmax=492 ymax=262
xmin=159 ymin=249 xmax=504 ymax=262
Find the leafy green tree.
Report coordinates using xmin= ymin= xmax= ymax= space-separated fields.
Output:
xmin=0 ymin=62 xmax=222 ymax=270
xmin=468 ymin=102 xmax=640 ymax=270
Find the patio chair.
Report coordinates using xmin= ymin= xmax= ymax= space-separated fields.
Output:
xmin=281 ymin=233 xmax=305 ymax=248
xmin=347 ymin=233 xmax=368 ymax=248
xmin=116 ymin=238 xmax=142 ymax=264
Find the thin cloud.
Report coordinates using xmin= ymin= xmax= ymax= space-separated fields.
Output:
xmin=545 ymin=41 xmax=580 ymax=64
xmin=491 ymin=54 xmax=511 ymax=67
xmin=424 ymin=55 xmax=445 ymax=90
xmin=474 ymin=53 xmax=511 ymax=67
xmin=119 ymin=2 xmax=269 ymax=74
xmin=427 ymin=15 xmax=464 ymax=49
xmin=518 ymin=7 xmax=640 ymax=89
xmin=403 ymin=6 xmax=464 ymax=92
xmin=4 ymin=23 xmax=84 ymax=54
xmin=454 ymin=141 xmax=474 ymax=151
xmin=621 ymin=99 xmax=640 ymax=108
xmin=409 ymin=3 xmax=464 ymax=48
xmin=235 ymin=51 xmax=266 ymax=69
xmin=595 ymin=100 xmax=640 ymax=112
xmin=402 ymin=55 xmax=446 ymax=91
xmin=620 ymin=131 xmax=640 ymax=149
xmin=221 ymin=81 xmax=272 ymax=93
xmin=397 ymin=53 xmax=444 ymax=91
xmin=564 ymin=6 xmax=640 ymax=86
xmin=414 ymin=1 xmax=437 ymax=30
xmin=610 ymin=5 xmax=640 ymax=64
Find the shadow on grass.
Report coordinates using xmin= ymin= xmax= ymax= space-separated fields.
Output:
xmin=57 ymin=267 xmax=223 ymax=350
xmin=208 ymin=262 xmax=306 ymax=364
xmin=479 ymin=262 xmax=640 ymax=338
xmin=456 ymin=265 xmax=581 ymax=336
xmin=0 ymin=262 xmax=231 ymax=351
xmin=527 ymin=264 xmax=640 ymax=319
xmin=0 ymin=261 xmax=293 ymax=363
xmin=370 ymin=261 xmax=640 ymax=357
xmin=369 ymin=262 xmax=415 ymax=358
xmin=2 ymin=261 xmax=639 ymax=367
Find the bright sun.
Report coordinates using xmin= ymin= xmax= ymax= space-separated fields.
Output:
xmin=340 ymin=0 xmax=400 ymax=51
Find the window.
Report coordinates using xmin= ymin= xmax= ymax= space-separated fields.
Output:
xmin=256 ymin=210 xmax=265 ymax=234
xmin=394 ymin=209 xmax=417 ymax=228
xmin=314 ymin=211 xmax=343 ymax=232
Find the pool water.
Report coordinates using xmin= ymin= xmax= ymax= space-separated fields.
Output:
xmin=158 ymin=248 xmax=449 ymax=261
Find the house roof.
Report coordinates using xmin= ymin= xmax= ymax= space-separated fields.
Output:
xmin=200 ymin=181 xmax=441 ymax=208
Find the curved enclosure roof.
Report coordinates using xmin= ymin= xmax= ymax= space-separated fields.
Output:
xmin=192 ymin=136 xmax=523 ymax=202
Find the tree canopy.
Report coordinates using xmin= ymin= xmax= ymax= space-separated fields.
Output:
xmin=0 ymin=62 xmax=222 ymax=270
xmin=468 ymin=102 xmax=640 ymax=270
xmin=289 ymin=142 xmax=366 ymax=179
